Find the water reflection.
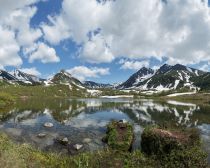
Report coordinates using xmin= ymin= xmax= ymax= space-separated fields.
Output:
xmin=0 ymin=98 xmax=210 ymax=156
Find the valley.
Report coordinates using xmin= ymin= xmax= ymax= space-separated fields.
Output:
xmin=1 ymin=64 xmax=210 ymax=167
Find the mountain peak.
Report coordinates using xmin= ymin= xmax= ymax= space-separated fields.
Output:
xmin=117 ymin=66 xmax=154 ymax=89
xmin=157 ymin=64 xmax=172 ymax=74
xmin=172 ymin=64 xmax=187 ymax=71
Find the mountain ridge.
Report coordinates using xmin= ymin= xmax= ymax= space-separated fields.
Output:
xmin=0 ymin=64 xmax=210 ymax=91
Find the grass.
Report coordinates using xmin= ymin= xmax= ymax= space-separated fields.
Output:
xmin=0 ymin=84 xmax=89 ymax=99
xmin=0 ymin=92 xmax=15 ymax=108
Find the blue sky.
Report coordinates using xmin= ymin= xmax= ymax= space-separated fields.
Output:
xmin=1 ymin=0 xmax=210 ymax=83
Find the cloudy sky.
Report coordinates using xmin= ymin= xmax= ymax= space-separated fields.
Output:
xmin=1 ymin=0 xmax=210 ymax=83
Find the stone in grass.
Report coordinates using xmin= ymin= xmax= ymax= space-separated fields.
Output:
xmin=141 ymin=126 xmax=208 ymax=167
xmin=103 ymin=120 xmax=134 ymax=151
xmin=44 ymin=122 xmax=53 ymax=128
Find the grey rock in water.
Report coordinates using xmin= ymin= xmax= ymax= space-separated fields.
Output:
xmin=44 ymin=122 xmax=53 ymax=128
xmin=82 ymin=138 xmax=92 ymax=143
xmin=73 ymin=144 xmax=83 ymax=150
xmin=57 ymin=137 xmax=69 ymax=145
xmin=37 ymin=133 xmax=47 ymax=138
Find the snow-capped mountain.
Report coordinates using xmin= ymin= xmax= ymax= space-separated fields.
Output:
xmin=12 ymin=69 xmax=43 ymax=84
xmin=84 ymin=81 xmax=112 ymax=89
xmin=117 ymin=67 xmax=155 ymax=89
xmin=119 ymin=64 xmax=208 ymax=91
xmin=0 ymin=70 xmax=18 ymax=81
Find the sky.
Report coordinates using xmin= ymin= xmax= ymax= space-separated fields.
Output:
xmin=0 ymin=0 xmax=210 ymax=83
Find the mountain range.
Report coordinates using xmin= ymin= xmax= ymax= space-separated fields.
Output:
xmin=1 ymin=64 xmax=210 ymax=91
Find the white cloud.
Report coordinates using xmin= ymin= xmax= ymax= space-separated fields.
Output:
xmin=0 ymin=0 xmax=39 ymax=20
xmin=80 ymin=34 xmax=114 ymax=63
xmin=41 ymin=15 xmax=71 ymax=45
xmin=119 ymin=59 xmax=150 ymax=70
xmin=67 ymin=66 xmax=110 ymax=81
xmin=42 ymin=0 xmax=210 ymax=65
xmin=19 ymin=67 xmax=41 ymax=76
xmin=27 ymin=42 xmax=60 ymax=63
xmin=0 ymin=26 xmax=22 ymax=68
xmin=4 ymin=6 xmax=42 ymax=47
xmin=199 ymin=64 xmax=209 ymax=72
xmin=0 ymin=0 xmax=61 ymax=69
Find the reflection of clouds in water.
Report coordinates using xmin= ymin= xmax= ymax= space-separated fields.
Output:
xmin=14 ymin=110 xmax=32 ymax=123
xmin=86 ymin=99 xmax=102 ymax=107
xmin=65 ymin=112 xmax=108 ymax=128
xmin=20 ymin=118 xmax=38 ymax=126
xmin=198 ymin=124 xmax=210 ymax=135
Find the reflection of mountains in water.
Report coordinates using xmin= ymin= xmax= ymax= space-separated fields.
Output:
xmin=1 ymin=99 xmax=210 ymax=126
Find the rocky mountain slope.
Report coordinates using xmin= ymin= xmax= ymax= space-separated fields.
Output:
xmin=118 ymin=64 xmax=208 ymax=91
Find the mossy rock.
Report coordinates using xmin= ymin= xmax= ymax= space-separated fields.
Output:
xmin=141 ymin=126 xmax=208 ymax=167
xmin=103 ymin=121 xmax=134 ymax=151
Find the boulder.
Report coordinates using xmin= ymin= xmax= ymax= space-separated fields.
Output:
xmin=56 ymin=137 xmax=69 ymax=145
xmin=44 ymin=122 xmax=53 ymax=128
xmin=103 ymin=121 xmax=133 ymax=151
xmin=73 ymin=144 xmax=83 ymax=150
xmin=141 ymin=126 xmax=208 ymax=167
xmin=37 ymin=133 xmax=46 ymax=138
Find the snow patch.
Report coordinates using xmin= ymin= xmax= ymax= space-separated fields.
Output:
xmin=100 ymin=95 xmax=133 ymax=99
xmin=174 ymin=80 xmax=180 ymax=89
xmin=167 ymin=92 xmax=196 ymax=97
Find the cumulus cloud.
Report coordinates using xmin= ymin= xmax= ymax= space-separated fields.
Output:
xmin=0 ymin=0 xmax=59 ymax=68
xmin=42 ymin=0 xmax=210 ymax=65
xmin=0 ymin=26 xmax=22 ymax=68
xmin=67 ymin=66 xmax=110 ymax=81
xmin=119 ymin=59 xmax=150 ymax=70
xmin=4 ymin=6 xmax=42 ymax=47
xmin=27 ymin=42 xmax=60 ymax=63
xmin=80 ymin=34 xmax=114 ymax=63
xmin=19 ymin=67 xmax=41 ymax=76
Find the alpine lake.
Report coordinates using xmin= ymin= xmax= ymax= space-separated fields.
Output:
xmin=1 ymin=97 xmax=210 ymax=163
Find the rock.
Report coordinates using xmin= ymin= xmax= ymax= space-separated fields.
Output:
xmin=141 ymin=126 xmax=208 ymax=167
xmin=44 ymin=122 xmax=53 ymax=128
xmin=104 ymin=121 xmax=133 ymax=151
xmin=82 ymin=138 xmax=92 ymax=143
xmin=37 ymin=133 xmax=46 ymax=138
xmin=57 ymin=137 xmax=69 ymax=145
xmin=73 ymin=144 xmax=83 ymax=150
xmin=119 ymin=119 xmax=127 ymax=124
xmin=141 ymin=127 xmax=200 ymax=156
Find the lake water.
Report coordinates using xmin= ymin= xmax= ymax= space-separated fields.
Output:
xmin=0 ymin=98 xmax=210 ymax=160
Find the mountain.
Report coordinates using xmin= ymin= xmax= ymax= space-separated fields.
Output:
xmin=50 ymin=70 xmax=85 ymax=88
xmin=119 ymin=64 xmax=207 ymax=91
xmin=1 ymin=65 xmax=210 ymax=92
xmin=117 ymin=67 xmax=155 ymax=89
xmin=0 ymin=70 xmax=18 ymax=81
xmin=12 ymin=69 xmax=43 ymax=84
xmin=84 ymin=81 xmax=112 ymax=89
